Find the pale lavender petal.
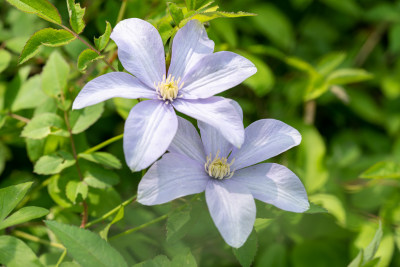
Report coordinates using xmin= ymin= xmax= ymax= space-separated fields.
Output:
xmin=232 ymin=163 xmax=309 ymax=212
xmin=111 ymin=18 xmax=165 ymax=88
xmin=173 ymin=97 xmax=244 ymax=148
xmin=230 ymin=119 xmax=301 ymax=170
xmin=124 ymin=100 xmax=177 ymax=171
xmin=72 ymin=72 xmax=156 ymax=109
xmin=205 ymin=179 xmax=256 ymax=248
xmin=181 ymin=51 xmax=256 ymax=99
xmin=138 ymin=153 xmax=209 ymax=205
xmin=198 ymin=99 xmax=242 ymax=158
xmin=168 ymin=20 xmax=214 ymax=80
xmin=168 ymin=117 xmax=206 ymax=163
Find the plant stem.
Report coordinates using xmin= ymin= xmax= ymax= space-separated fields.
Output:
xmin=83 ymin=133 xmax=124 ymax=154
xmin=109 ymin=194 xmax=200 ymax=240
xmin=13 ymin=230 xmax=65 ymax=249
xmin=7 ymin=112 xmax=30 ymax=123
xmin=56 ymin=249 xmax=67 ymax=267
xmin=303 ymin=100 xmax=316 ymax=125
xmin=116 ymin=0 xmax=128 ymax=24
xmin=60 ymin=25 xmax=117 ymax=72
xmin=85 ymin=195 xmax=136 ymax=228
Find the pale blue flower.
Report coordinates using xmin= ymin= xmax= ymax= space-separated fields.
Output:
xmin=137 ymin=108 xmax=309 ymax=248
xmin=72 ymin=18 xmax=256 ymax=171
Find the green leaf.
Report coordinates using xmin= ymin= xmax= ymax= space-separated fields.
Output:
xmin=309 ymin=194 xmax=346 ymax=225
xmin=305 ymin=202 xmax=329 ymax=214
xmin=316 ymin=52 xmax=346 ymax=76
xmin=348 ymin=250 xmax=363 ymax=267
xmin=166 ymin=206 xmax=191 ymax=243
xmin=232 ymin=230 xmax=258 ymax=267
xmin=21 ymin=113 xmax=67 ymax=139
xmin=0 ymin=182 xmax=32 ymax=221
xmin=5 ymin=0 xmax=61 ymax=24
xmin=171 ymin=249 xmax=197 ymax=267
xmin=327 ymin=68 xmax=373 ymax=85
xmin=168 ymin=2 xmax=184 ymax=26
xmin=34 ymin=151 xmax=76 ymax=175
xmin=360 ymin=161 xmax=400 ymax=179
xmin=99 ymin=207 xmax=124 ymax=240
xmin=157 ymin=20 xmax=174 ymax=45
xmin=133 ymin=255 xmax=171 ymax=267
xmin=0 ymin=236 xmax=43 ymax=267
xmin=77 ymin=48 xmax=103 ymax=72
xmin=45 ymin=220 xmax=128 ymax=267
xmin=69 ymin=102 xmax=104 ymax=134
xmin=83 ymin=166 xmax=120 ymax=189
xmin=67 ymin=0 xmax=86 ymax=34
xmin=11 ymin=74 xmax=48 ymax=112
xmin=42 ymin=51 xmax=70 ymax=97
xmin=185 ymin=0 xmax=196 ymax=10
xmin=180 ymin=10 xmax=256 ymax=26
xmin=94 ymin=21 xmax=112 ymax=51
xmin=19 ymin=28 xmax=75 ymax=64
xmin=66 ymin=181 xmax=88 ymax=203
xmin=0 ymin=49 xmax=12 ymax=73
xmin=0 ymin=206 xmax=49 ymax=230
xmin=363 ymin=222 xmax=383 ymax=264
xmin=79 ymin=152 xmax=122 ymax=169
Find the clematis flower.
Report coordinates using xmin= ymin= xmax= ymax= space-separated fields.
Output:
xmin=72 ymin=18 xmax=256 ymax=171
xmin=137 ymin=109 xmax=309 ymax=248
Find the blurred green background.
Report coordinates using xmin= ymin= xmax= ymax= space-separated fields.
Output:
xmin=1 ymin=0 xmax=400 ymax=266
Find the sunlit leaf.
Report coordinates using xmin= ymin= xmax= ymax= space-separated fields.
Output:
xmin=0 ymin=49 xmax=12 ymax=73
xmin=79 ymin=152 xmax=122 ymax=169
xmin=0 ymin=236 xmax=43 ymax=267
xmin=77 ymin=49 xmax=103 ymax=72
xmin=67 ymin=0 xmax=86 ymax=34
xmin=5 ymin=0 xmax=62 ymax=24
xmin=94 ymin=21 xmax=112 ymax=51
xmin=69 ymin=102 xmax=104 ymax=134
xmin=360 ymin=161 xmax=400 ymax=179
xmin=34 ymin=151 xmax=76 ymax=175
xmin=22 ymin=113 xmax=67 ymax=139
xmin=42 ymin=51 xmax=70 ymax=97
xmin=0 ymin=206 xmax=49 ymax=230
xmin=66 ymin=180 xmax=88 ymax=203
xmin=0 ymin=182 xmax=32 ymax=221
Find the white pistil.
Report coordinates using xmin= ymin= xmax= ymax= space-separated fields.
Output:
xmin=204 ymin=150 xmax=235 ymax=180
xmin=155 ymin=74 xmax=184 ymax=103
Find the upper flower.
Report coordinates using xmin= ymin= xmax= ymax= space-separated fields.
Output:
xmin=137 ymin=107 xmax=310 ymax=248
xmin=72 ymin=18 xmax=256 ymax=171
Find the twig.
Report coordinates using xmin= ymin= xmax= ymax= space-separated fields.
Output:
xmin=303 ymin=100 xmax=316 ymax=125
xmin=13 ymin=230 xmax=65 ymax=249
xmin=83 ymin=133 xmax=124 ymax=154
xmin=7 ymin=112 xmax=30 ymax=123
xmin=116 ymin=0 xmax=128 ymax=24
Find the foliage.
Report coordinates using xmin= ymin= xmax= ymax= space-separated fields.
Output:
xmin=0 ymin=0 xmax=399 ymax=266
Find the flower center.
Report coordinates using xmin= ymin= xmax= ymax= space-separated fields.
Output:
xmin=204 ymin=151 xmax=235 ymax=180
xmin=155 ymin=74 xmax=184 ymax=103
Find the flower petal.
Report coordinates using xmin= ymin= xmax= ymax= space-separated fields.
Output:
xmin=230 ymin=119 xmax=301 ymax=170
xmin=173 ymin=97 xmax=244 ymax=148
xmin=181 ymin=51 xmax=256 ymax=99
xmin=124 ymin=100 xmax=177 ymax=171
xmin=232 ymin=163 xmax=309 ymax=212
xmin=168 ymin=116 xmax=206 ymax=163
xmin=138 ymin=153 xmax=209 ymax=205
xmin=168 ymin=20 xmax=214 ymax=80
xmin=72 ymin=72 xmax=155 ymax=109
xmin=111 ymin=18 xmax=165 ymax=88
xmin=205 ymin=179 xmax=256 ymax=248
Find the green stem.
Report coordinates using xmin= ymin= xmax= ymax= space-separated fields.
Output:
xmin=56 ymin=249 xmax=67 ymax=267
xmin=109 ymin=194 xmax=200 ymax=240
xmin=13 ymin=230 xmax=64 ymax=249
xmin=83 ymin=134 xmax=124 ymax=154
xmin=85 ymin=195 xmax=136 ymax=228
xmin=116 ymin=0 xmax=128 ymax=24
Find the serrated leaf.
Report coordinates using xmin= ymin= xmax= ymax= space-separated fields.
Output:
xmin=79 ymin=152 xmax=122 ymax=169
xmin=21 ymin=113 xmax=67 ymax=139
xmin=185 ymin=0 xmax=196 ymax=10
xmin=0 ymin=236 xmax=43 ymax=267
xmin=19 ymin=28 xmax=75 ymax=64
xmin=166 ymin=206 xmax=191 ymax=243
xmin=158 ymin=21 xmax=174 ymax=45
xmin=180 ymin=11 xmax=256 ymax=27
xmin=305 ymin=202 xmax=328 ymax=213
xmin=360 ymin=161 xmax=400 ymax=179
xmin=0 ymin=49 xmax=12 ymax=73
xmin=99 ymin=207 xmax=124 ymax=240
xmin=69 ymin=102 xmax=104 ymax=134
xmin=11 ymin=74 xmax=47 ymax=112
xmin=66 ymin=181 xmax=88 ymax=203
xmin=5 ymin=0 xmax=61 ymax=24
xmin=232 ymin=230 xmax=258 ymax=267
xmin=168 ymin=2 xmax=184 ymax=25
xmin=83 ymin=166 xmax=120 ymax=189
xmin=67 ymin=0 xmax=86 ymax=34
xmin=0 ymin=206 xmax=49 ymax=230
xmin=42 ymin=51 xmax=70 ymax=97
xmin=171 ymin=249 xmax=197 ymax=267
xmin=34 ymin=151 xmax=76 ymax=175
xmin=0 ymin=182 xmax=32 ymax=221
xmin=327 ymin=68 xmax=373 ymax=85
xmin=94 ymin=21 xmax=112 ymax=51
xmin=77 ymin=49 xmax=103 ymax=72
xmin=45 ymin=220 xmax=128 ymax=267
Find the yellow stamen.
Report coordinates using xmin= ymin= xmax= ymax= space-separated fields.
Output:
xmin=155 ymin=74 xmax=183 ymax=102
xmin=204 ymin=150 xmax=235 ymax=180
